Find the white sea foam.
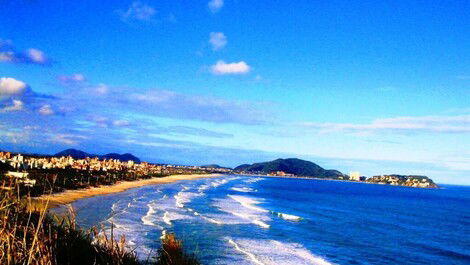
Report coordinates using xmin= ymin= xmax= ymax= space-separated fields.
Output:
xmin=111 ymin=201 xmax=120 ymax=212
xmin=163 ymin=211 xmax=172 ymax=225
xmin=228 ymin=195 xmax=269 ymax=213
xmin=111 ymin=200 xmax=132 ymax=214
xmin=251 ymin=219 xmax=270 ymax=229
xmin=244 ymin=177 xmax=265 ymax=183
xmin=270 ymin=211 xmax=302 ymax=221
xmin=162 ymin=211 xmax=191 ymax=226
xmin=227 ymin=238 xmax=265 ymax=265
xmin=160 ymin=229 xmax=167 ymax=240
xmin=198 ymin=184 xmax=210 ymax=192
xmin=202 ymin=215 xmax=223 ymax=225
xmin=174 ymin=191 xmax=203 ymax=208
xmin=103 ymin=214 xmax=156 ymax=260
xmin=141 ymin=202 xmax=161 ymax=227
xmin=213 ymin=195 xmax=271 ymax=229
xmin=231 ymin=187 xmax=255 ymax=193
xmin=227 ymin=238 xmax=333 ymax=265
xmin=211 ymin=178 xmax=230 ymax=187
xmin=210 ymin=176 xmax=241 ymax=188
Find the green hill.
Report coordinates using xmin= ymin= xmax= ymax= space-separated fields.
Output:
xmin=234 ymin=158 xmax=344 ymax=178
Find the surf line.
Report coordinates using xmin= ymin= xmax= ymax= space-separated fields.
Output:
xmin=227 ymin=238 xmax=265 ymax=265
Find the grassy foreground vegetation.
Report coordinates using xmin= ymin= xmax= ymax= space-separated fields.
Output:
xmin=0 ymin=179 xmax=200 ymax=265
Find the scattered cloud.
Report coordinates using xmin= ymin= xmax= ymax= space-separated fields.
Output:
xmin=38 ymin=104 xmax=54 ymax=116
xmin=209 ymin=32 xmax=227 ymax=51
xmin=211 ymin=60 xmax=251 ymax=75
xmin=130 ymin=90 xmax=270 ymax=124
xmin=57 ymin=73 xmax=86 ymax=86
xmin=163 ymin=126 xmax=232 ymax=138
xmin=113 ymin=120 xmax=130 ymax=127
xmin=1 ymin=99 xmax=24 ymax=112
xmin=0 ymin=40 xmax=50 ymax=65
xmin=50 ymin=134 xmax=87 ymax=146
xmin=26 ymin=49 xmax=47 ymax=64
xmin=208 ymin=0 xmax=224 ymax=13
xmin=87 ymin=116 xmax=130 ymax=128
xmin=94 ymin=83 xmax=109 ymax=95
xmin=1 ymin=77 xmax=56 ymax=113
xmin=302 ymin=114 xmax=470 ymax=134
xmin=0 ymin=77 xmax=28 ymax=97
xmin=118 ymin=1 xmax=156 ymax=22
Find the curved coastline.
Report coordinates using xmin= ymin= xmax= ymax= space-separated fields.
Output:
xmin=34 ymin=173 xmax=222 ymax=209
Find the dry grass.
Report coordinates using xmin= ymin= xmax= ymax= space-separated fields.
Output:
xmin=0 ymin=178 xmax=139 ymax=265
xmin=156 ymin=234 xmax=200 ymax=265
xmin=0 ymin=178 xmax=202 ymax=265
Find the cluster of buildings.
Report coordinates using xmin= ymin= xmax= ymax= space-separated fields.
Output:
xmin=0 ymin=151 xmax=229 ymax=179
xmin=267 ymin=171 xmax=295 ymax=177
xmin=366 ymin=174 xmax=437 ymax=188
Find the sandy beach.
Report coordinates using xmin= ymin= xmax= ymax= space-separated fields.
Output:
xmin=34 ymin=173 xmax=222 ymax=209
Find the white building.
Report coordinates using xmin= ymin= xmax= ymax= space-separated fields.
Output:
xmin=349 ymin=171 xmax=361 ymax=181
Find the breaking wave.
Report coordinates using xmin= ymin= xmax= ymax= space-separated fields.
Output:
xmin=227 ymin=238 xmax=333 ymax=265
xmin=231 ymin=187 xmax=256 ymax=193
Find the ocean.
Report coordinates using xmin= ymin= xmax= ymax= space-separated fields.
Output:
xmin=70 ymin=175 xmax=470 ymax=265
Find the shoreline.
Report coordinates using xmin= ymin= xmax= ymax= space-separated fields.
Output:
xmin=34 ymin=173 xmax=222 ymax=209
xmin=236 ymin=174 xmax=439 ymax=189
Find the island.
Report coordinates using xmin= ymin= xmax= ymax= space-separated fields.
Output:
xmin=234 ymin=158 xmax=438 ymax=188
xmin=234 ymin=158 xmax=344 ymax=178
xmin=366 ymin=175 xmax=438 ymax=188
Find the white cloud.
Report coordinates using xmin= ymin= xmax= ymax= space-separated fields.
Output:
xmin=211 ymin=60 xmax=251 ymax=75
xmin=209 ymin=32 xmax=227 ymax=51
xmin=302 ymin=114 xmax=470 ymax=134
xmin=26 ymin=48 xmax=47 ymax=64
xmin=0 ymin=52 xmax=14 ymax=62
xmin=0 ymin=40 xmax=49 ymax=65
xmin=57 ymin=73 xmax=86 ymax=84
xmin=1 ymin=99 xmax=24 ymax=112
xmin=89 ymin=116 xmax=130 ymax=127
xmin=119 ymin=1 xmax=156 ymax=22
xmin=94 ymin=83 xmax=109 ymax=95
xmin=113 ymin=120 xmax=130 ymax=127
xmin=0 ymin=77 xmax=27 ymax=96
xmin=39 ymin=104 xmax=54 ymax=116
xmin=208 ymin=0 xmax=224 ymax=13
xmin=50 ymin=134 xmax=87 ymax=146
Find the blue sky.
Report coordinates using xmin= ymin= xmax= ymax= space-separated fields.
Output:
xmin=0 ymin=0 xmax=469 ymax=184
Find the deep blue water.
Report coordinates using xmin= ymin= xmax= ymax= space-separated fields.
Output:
xmin=71 ymin=176 xmax=470 ymax=265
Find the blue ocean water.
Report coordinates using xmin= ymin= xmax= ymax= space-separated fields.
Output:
xmin=71 ymin=176 xmax=470 ymax=265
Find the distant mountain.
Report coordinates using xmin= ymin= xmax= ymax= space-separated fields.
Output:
xmin=55 ymin=149 xmax=91 ymax=159
xmin=101 ymin=153 xmax=141 ymax=163
xmin=201 ymin=164 xmax=231 ymax=169
xmin=54 ymin=149 xmax=140 ymax=163
xmin=234 ymin=158 xmax=344 ymax=178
